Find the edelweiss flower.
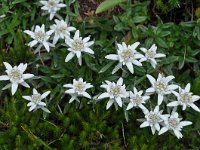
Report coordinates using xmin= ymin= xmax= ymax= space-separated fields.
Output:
xmin=146 ymin=73 xmax=178 ymax=105
xmin=105 ymin=42 xmax=144 ymax=74
xmin=167 ymin=83 xmax=200 ymax=112
xmin=126 ymin=87 xmax=150 ymax=111
xmin=98 ymin=78 xmax=128 ymax=109
xmin=140 ymin=106 xmax=169 ymax=134
xmin=0 ymin=62 xmax=34 ymax=95
xmin=159 ymin=111 xmax=192 ymax=139
xmin=50 ymin=19 xmax=76 ymax=44
xmin=24 ymin=24 xmax=54 ymax=53
xmin=65 ymin=30 xmax=94 ymax=65
xmin=63 ymin=78 xmax=93 ymax=103
xmin=140 ymin=44 xmax=166 ymax=68
xmin=23 ymin=89 xmax=51 ymax=113
xmin=40 ymin=0 xmax=66 ymax=20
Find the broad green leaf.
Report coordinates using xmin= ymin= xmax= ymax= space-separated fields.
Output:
xmin=132 ymin=16 xmax=147 ymax=23
xmin=96 ymin=0 xmax=126 ymax=14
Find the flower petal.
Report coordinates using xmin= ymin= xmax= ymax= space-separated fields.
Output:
xmin=65 ymin=52 xmax=75 ymax=62
xmin=146 ymin=74 xmax=156 ymax=86
xmin=3 ymin=62 xmax=12 ymax=71
xmin=11 ymin=83 xmax=18 ymax=95
xmin=105 ymin=54 xmax=118 ymax=60
xmin=98 ymin=92 xmax=110 ymax=99
xmin=140 ymin=121 xmax=150 ymax=128
xmin=126 ymin=62 xmax=133 ymax=74
xmin=23 ymin=74 xmax=34 ymax=79
xmin=41 ymin=91 xmax=51 ymax=99
xmin=159 ymin=127 xmax=168 ymax=135
xmin=106 ymin=99 xmax=114 ymax=110
xmin=0 ymin=75 xmax=9 ymax=80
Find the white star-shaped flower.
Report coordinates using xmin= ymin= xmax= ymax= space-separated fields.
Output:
xmin=140 ymin=106 xmax=169 ymax=135
xmin=40 ymin=0 xmax=66 ymax=20
xmin=24 ymin=24 xmax=54 ymax=53
xmin=98 ymin=78 xmax=129 ymax=110
xmin=167 ymin=83 xmax=200 ymax=112
xmin=105 ymin=42 xmax=144 ymax=74
xmin=126 ymin=87 xmax=150 ymax=111
xmin=0 ymin=62 xmax=34 ymax=95
xmin=146 ymin=73 xmax=179 ymax=105
xmin=65 ymin=30 xmax=94 ymax=66
xmin=159 ymin=111 xmax=192 ymax=139
xmin=63 ymin=78 xmax=93 ymax=103
xmin=23 ymin=89 xmax=51 ymax=113
xmin=140 ymin=44 xmax=166 ymax=68
xmin=50 ymin=19 xmax=76 ymax=44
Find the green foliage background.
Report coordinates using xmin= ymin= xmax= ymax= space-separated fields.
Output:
xmin=1 ymin=0 xmax=200 ymax=149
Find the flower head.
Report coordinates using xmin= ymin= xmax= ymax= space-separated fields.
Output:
xmin=40 ymin=0 xmax=66 ymax=20
xmin=98 ymin=78 xmax=128 ymax=109
xmin=146 ymin=73 xmax=178 ymax=105
xmin=0 ymin=62 xmax=34 ymax=95
xmin=105 ymin=42 xmax=144 ymax=74
xmin=63 ymin=78 xmax=93 ymax=103
xmin=23 ymin=89 xmax=51 ymax=113
xmin=24 ymin=24 xmax=54 ymax=53
xmin=126 ymin=87 xmax=150 ymax=111
xmin=65 ymin=30 xmax=94 ymax=65
xmin=140 ymin=106 xmax=169 ymax=134
xmin=167 ymin=83 xmax=200 ymax=112
xmin=50 ymin=19 xmax=76 ymax=44
xmin=159 ymin=111 xmax=192 ymax=139
xmin=140 ymin=44 xmax=166 ymax=68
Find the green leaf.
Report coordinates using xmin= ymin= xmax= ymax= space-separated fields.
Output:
xmin=96 ymin=0 xmax=126 ymax=14
xmin=132 ymin=16 xmax=147 ymax=23
xmin=99 ymin=61 xmax=115 ymax=73
xmin=12 ymin=0 xmax=27 ymax=5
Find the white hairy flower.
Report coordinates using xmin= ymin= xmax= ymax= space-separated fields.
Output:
xmin=98 ymin=78 xmax=129 ymax=109
xmin=146 ymin=73 xmax=179 ymax=105
xmin=167 ymin=83 xmax=200 ymax=112
xmin=63 ymin=78 xmax=93 ymax=103
xmin=0 ymin=62 xmax=34 ymax=95
xmin=23 ymin=88 xmax=51 ymax=113
xmin=105 ymin=42 xmax=144 ymax=74
xmin=65 ymin=30 xmax=94 ymax=66
xmin=140 ymin=44 xmax=166 ymax=68
xmin=24 ymin=24 xmax=54 ymax=53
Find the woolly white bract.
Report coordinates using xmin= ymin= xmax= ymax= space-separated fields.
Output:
xmin=0 ymin=62 xmax=34 ymax=95
xmin=146 ymin=73 xmax=179 ymax=105
xmin=40 ymin=0 xmax=66 ymax=20
xmin=159 ymin=111 xmax=192 ymax=139
xmin=140 ymin=106 xmax=169 ymax=135
xmin=140 ymin=44 xmax=166 ymax=68
xmin=23 ymin=89 xmax=51 ymax=113
xmin=167 ymin=83 xmax=200 ymax=112
xmin=24 ymin=24 xmax=54 ymax=53
xmin=63 ymin=78 xmax=93 ymax=103
xmin=50 ymin=19 xmax=76 ymax=44
xmin=65 ymin=30 xmax=94 ymax=66
xmin=98 ymin=78 xmax=129 ymax=110
xmin=105 ymin=42 xmax=144 ymax=74
xmin=126 ymin=87 xmax=150 ymax=111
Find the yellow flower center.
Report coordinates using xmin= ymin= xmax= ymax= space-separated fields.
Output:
xmin=110 ymin=85 xmax=122 ymax=96
xmin=35 ymin=32 xmax=46 ymax=41
xmin=32 ymin=94 xmax=41 ymax=103
xmin=180 ymin=93 xmax=192 ymax=104
xmin=73 ymin=39 xmax=84 ymax=51
xmin=74 ymin=82 xmax=85 ymax=92
xmin=146 ymin=50 xmax=156 ymax=59
xmin=149 ymin=113 xmax=160 ymax=124
xmin=9 ymin=69 xmax=22 ymax=81
xmin=121 ymin=49 xmax=134 ymax=61
xmin=168 ymin=118 xmax=179 ymax=128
